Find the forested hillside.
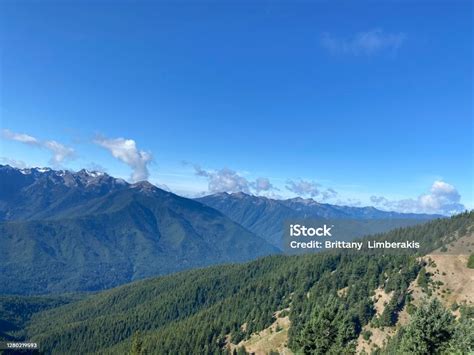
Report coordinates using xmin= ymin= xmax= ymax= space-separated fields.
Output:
xmin=0 ymin=165 xmax=277 ymax=294
xmin=197 ymin=192 xmax=439 ymax=248
xmin=3 ymin=211 xmax=470 ymax=354
xmin=0 ymin=294 xmax=80 ymax=342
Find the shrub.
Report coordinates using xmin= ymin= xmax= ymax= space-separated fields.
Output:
xmin=362 ymin=330 xmax=372 ymax=341
xmin=467 ymin=254 xmax=474 ymax=269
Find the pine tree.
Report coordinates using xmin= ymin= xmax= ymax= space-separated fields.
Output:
xmin=446 ymin=316 xmax=474 ymax=353
xmin=131 ymin=331 xmax=144 ymax=355
xmin=399 ymin=298 xmax=454 ymax=354
xmin=299 ymin=296 xmax=340 ymax=354
xmin=467 ymin=254 xmax=474 ymax=269
xmin=417 ymin=267 xmax=429 ymax=291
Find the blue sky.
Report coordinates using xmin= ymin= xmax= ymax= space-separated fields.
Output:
xmin=0 ymin=0 xmax=472 ymax=214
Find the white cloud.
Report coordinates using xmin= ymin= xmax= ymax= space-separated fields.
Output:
xmin=43 ymin=140 xmax=75 ymax=165
xmin=370 ymin=196 xmax=387 ymax=205
xmin=285 ymin=179 xmax=338 ymax=201
xmin=321 ymin=188 xmax=338 ymax=200
xmin=0 ymin=157 xmax=29 ymax=169
xmin=2 ymin=129 xmax=39 ymax=144
xmin=335 ymin=198 xmax=362 ymax=207
xmin=194 ymin=166 xmax=251 ymax=194
xmin=1 ymin=129 xmax=74 ymax=166
xmin=94 ymin=136 xmax=152 ymax=182
xmin=286 ymin=179 xmax=320 ymax=197
xmin=321 ymin=29 xmax=405 ymax=56
xmin=154 ymin=183 xmax=171 ymax=192
xmin=86 ymin=162 xmax=108 ymax=173
xmin=251 ymin=177 xmax=276 ymax=193
xmin=193 ymin=165 xmax=277 ymax=195
xmin=370 ymin=180 xmax=465 ymax=215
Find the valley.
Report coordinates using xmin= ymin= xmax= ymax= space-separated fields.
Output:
xmin=0 ymin=211 xmax=472 ymax=354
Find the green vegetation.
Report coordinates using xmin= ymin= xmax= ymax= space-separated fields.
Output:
xmin=0 ymin=294 xmax=78 ymax=341
xmin=400 ymin=299 xmax=454 ymax=353
xmin=468 ymin=254 xmax=474 ymax=269
xmin=417 ymin=267 xmax=429 ymax=289
xmin=406 ymin=302 xmax=417 ymax=315
xmin=23 ymin=253 xmax=418 ymax=354
xmin=383 ymin=298 xmax=474 ymax=354
xmin=362 ymin=329 xmax=372 ymax=341
xmin=358 ymin=210 xmax=473 ymax=255
xmin=0 ymin=187 xmax=277 ymax=294
xmin=130 ymin=331 xmax=144 ymax=355
xmin=197 ymin=192 xmax=439 ymax=249
xmin=1 ymin=211 xmax=472 ymax=354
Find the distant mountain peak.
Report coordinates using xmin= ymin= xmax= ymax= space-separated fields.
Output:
xmin=231 ymin=191 xmax=251 ymax=198
xmin=132 ymin=180 xmax=154 ymax=187
xmin=14 ymin=166 xmax=52 ymax=175
xmin=286 ymin=196 xmax=320 ymax=205
xmin=131 ymin=180 xmax=163 ymax=194
xmin=3 ymin=164 xmax=108 ymax=179
xmin=197 ymin=192 xmax=442 ymax=249
xmin=77 ymin=169 xmax=106 ymax=178
xmin=0 ymin=164 xmax=278 ymax=294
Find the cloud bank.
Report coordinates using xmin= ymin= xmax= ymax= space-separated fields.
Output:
xmin=321 ymin=29 xmax=405 ymax=56
xmin=286 ymin=179 xmax=320 ymax=197
xmin=192 ymin=165 xmax=339 ymax=201
xmin=0 ymin=157 xmax=29 ymax=169
xmin=193 ymin=165 xmax=276 ymax=195
xmin=370 ymin=180 xmax=465 ymax=215
xmin=1 ymin=129 xmax=75 ymax=166
xmin=94 ymin=136 xmax=152 ymax=182
xmin=251 ymin=177 xmax=275 ymax=194
xmin=286 ymin=179 xmax=338 ymax=201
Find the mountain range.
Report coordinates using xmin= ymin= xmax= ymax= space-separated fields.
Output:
xmin=0 ymin=165 xmax=439 ymax=294
xmin=1 ymin=211 xmax=472 ymax=354
xmin=0 ymin=165 xmax=277 ymax=294
xmin=197 ymin=192 xmax=439 ymax=248
xmin=0 ymin=165 xmax=471 ymax=354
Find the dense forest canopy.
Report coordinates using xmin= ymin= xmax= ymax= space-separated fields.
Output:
xmin=0 ymin=211 xmax=472 ymax=354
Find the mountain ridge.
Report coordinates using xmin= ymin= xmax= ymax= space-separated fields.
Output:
xmin=4 ymin=211 xmax=470 ymax=354
xmin=0 ymin=165 xmax=278 ymax=294
xmin=197 ymin=192 xmax=441 ymax=248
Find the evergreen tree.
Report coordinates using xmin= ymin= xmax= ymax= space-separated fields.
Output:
xmin=417 ymin=267 xmax=429 ymax=291
xmin=446 ymin=316 xmax=474 ymax=353
xmin=131 ymin=331 xmax=144 ymax=355
xmin=399 ymin=298 xmax=454 ymax=354
xmin=467 ymin=254 xmax=474 ymax=269
xmin=236 ymin=345 xmax=247 ymax=355
xmin=298 ymin=296 xmax=341 ymax=354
